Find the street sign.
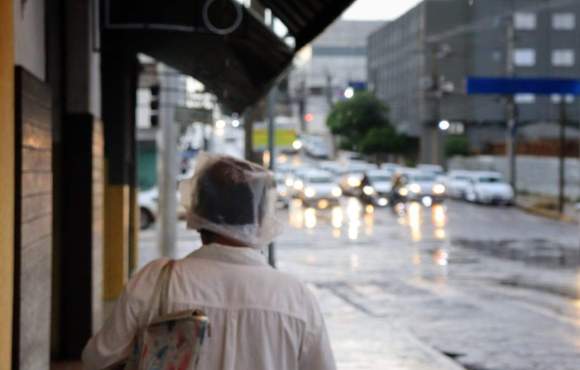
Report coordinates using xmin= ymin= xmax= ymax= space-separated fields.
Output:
xmin=467 ymin=77 xmax=580 ymax=95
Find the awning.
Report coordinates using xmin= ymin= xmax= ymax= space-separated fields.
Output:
xmin=101 ymin=0 xmax=355 ymax=112
xmin=260 ymin=0 xmax=357 ymax=50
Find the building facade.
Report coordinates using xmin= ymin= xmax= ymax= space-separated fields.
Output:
xmin=290 ymin=20 xmax=382 ymax=134
xmin=368 ymin=0 xmax=580 ymax=163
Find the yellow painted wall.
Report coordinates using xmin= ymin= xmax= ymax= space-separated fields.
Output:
xmin=0 ymin=0 xmax=15 ymax=367
xmin=104 ymin=181 xmax=130 ymax=301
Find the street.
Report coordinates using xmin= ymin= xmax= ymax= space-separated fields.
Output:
xmin=140 ymin=199 xmax=580 ymax=370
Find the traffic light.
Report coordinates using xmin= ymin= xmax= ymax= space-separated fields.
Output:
xmin=150 ymin=84 xmax=160 ymax=128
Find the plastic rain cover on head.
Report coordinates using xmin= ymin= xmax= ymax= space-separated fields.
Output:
xmin=183 ymin=152 xmax=282 ymax=248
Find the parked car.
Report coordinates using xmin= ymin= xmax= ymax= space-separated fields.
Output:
xmin=464 ymin=171 xmax=514 ymax=205
xmin=297 ymin=170 xmax=342 ymax=208
xmin=444 ymin=170 xmax=473 ymax=199
xmin=139 ymin=188 xmax=158 ymax=230
xmin=139 ymin=187 xmax=186 ymax=230
xmin=390 ymin=169 xmax=447 ymax=206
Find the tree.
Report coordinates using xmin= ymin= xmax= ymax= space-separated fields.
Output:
xmin=326 ymin=91 xmax=407 ymax=157
xmin=445 ymin=136 xmax=470 ymax=158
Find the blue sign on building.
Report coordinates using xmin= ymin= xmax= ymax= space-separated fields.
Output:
xmin=467 ymin=77 xmax=580 ymax=96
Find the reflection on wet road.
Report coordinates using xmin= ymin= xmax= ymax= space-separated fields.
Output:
xmin=278 ymin=197 xmax=580 ymax=370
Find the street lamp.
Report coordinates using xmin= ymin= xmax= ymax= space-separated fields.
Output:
xmin=438 ymin=120 xmax=450 ymax=131
xmin=344 ymin=87 xmax=354 ymax=99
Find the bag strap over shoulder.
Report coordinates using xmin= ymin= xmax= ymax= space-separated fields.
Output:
xmin=147 ymin=260 xmax=175 ymax=322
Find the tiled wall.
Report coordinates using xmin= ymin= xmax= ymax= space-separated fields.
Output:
xmin=14 ymin=67 xmax=53 ymax=370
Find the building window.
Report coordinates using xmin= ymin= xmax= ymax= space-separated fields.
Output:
xmin=552 ymin=49 xmax=575 ymax=66
xmin=514 ymin=94 xmax=535 ymax=104
xmin=552 ymin=13 xmax=575 ymax=30
xmin=551 ymin=94 xmax=575 ymax=104
xmin=514 ymin=49 xmax=536 ymax=66
xmin=514 ymin=12 xmax=536 ymax=30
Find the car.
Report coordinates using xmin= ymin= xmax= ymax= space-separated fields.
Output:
xmin=464 ymin=171 xmax=514 ymax=205
xmin=289 ymin=165 xmax=318 ymax=197
xmin=417 ymin=164 xmax=445 ymax=177
xmin=380 ymin=163 xmax=402 ymax=172
xmin=390 ymin=169 xmax=447 ymax=206
xmin=275 ymin=173 xmax=290 ymax=208
xmin=444 ymin=170 xmax=473 ymax=199
xmin=139 ymin=187 xmax=187 ymax=230
xmin=139 ymin=188 xmax=158 ymax=230
xmin=297 ymin=170 xmax=342 ymax=208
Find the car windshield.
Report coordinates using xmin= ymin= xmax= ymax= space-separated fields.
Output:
xmin=411 ymin=175 xmax=436 ymax=182
xmin=370 ymin=175 xmax=391 ymax=182
xmin=478 ymin=177 xmax=502 ymax=183
xmin=308 ymin=176 xmax=333 ymax=184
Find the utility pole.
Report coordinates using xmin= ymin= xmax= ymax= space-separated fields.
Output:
xmin=157 ymin=63 xmax=178 ymax=258
xmin=430 ymin=44 xmax=445 ymax=166
xmin=505 ymin=3 xmax=518 ymax=195
xmin=266 ymin=85 xmax=277 ymax=267
xmin=558 ymin=98 xmax=567 ymax=214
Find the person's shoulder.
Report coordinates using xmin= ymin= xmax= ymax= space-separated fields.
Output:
xmin=265 ymin=269 xmax=323 ymax=321
xmin=124 ymin=258 xmax=171 ymax=299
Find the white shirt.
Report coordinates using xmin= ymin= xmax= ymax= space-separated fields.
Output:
xmin=82 ymin=243 xmax=336 ymax=370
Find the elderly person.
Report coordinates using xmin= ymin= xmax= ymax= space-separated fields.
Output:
xmin=82 ymin=153 xmax=336 ymax=370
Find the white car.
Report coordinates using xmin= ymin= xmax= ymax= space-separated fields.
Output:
xmin=139 ymin=188 xmax=159 ymax=230
xmin=445 ymin=170 xmax=473 ymax=199
xmin=380 ymin=163 xmax=402 ymax=172
xmin=297 ymin=170 xmax=342 ymax=208
xmin=464 ymin=171 xmax=514 ymax=205
xmin=417 ymin=164 xmax=445 ymax=177
xmin=365 ymin=169 xmax=393 ymax=196
xmin=275 ymin=173 xmax=290 ymax=208
xmin=139 ymin=187 xmax=186 ymax=230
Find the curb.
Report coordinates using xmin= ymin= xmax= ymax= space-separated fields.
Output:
xmin=516 ymin=203 xmax=577 ymax=224
xmin=398 ymin=326 xmax=468 ymax=370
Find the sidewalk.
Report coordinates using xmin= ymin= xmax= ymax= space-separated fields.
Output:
xmin=516 ymin=194 xmax=579 ymax=223
xmin=309 ymin=284 xmax=466 ymax=370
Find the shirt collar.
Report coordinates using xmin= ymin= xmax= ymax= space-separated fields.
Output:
xmin=187 ymin=243 xmax=270 ymax=267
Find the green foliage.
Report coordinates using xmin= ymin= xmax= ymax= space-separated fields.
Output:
xmin=445 ymin=136 xmax=470 ymax=157
xmin=326 ymin=92 xmax=409 ymax=156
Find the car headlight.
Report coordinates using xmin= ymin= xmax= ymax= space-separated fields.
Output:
xmin=378 ymin=197 xmax=388 ymax=206
xmin=399 ymin=187 xmax=409 ymax=196
xmin=285 ymin=178 xmax=294 ymax=187
xmin=294 ymin=180 xmax=304 ymax=191
xmin=347 ymin=176 xmax=361 ymax=188
xmin=433 ymin=184 xmax=446 ymax=195
xmin=305 ymin=187 xmax=316 ymax=198
xmin=409 ymin=183 xmax=421 ymax=194
xmin=363 ymin=185 xmax=375 ymax=195
xmin=331 ymin=186 xmax=342 ymax=197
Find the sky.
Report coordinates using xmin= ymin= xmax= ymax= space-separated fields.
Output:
xmin=341 ymin=0 xmax=422 ymax=21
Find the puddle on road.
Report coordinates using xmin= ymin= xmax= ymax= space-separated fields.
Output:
xmin=453 ymin=238 xmax=580 ymax=268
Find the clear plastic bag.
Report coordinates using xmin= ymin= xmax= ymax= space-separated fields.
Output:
xmin=182 ymin=153 xmax=282 ymax=248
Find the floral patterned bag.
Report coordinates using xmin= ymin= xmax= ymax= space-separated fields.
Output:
xmin=124 ymin=261 xmax=210 ymax=370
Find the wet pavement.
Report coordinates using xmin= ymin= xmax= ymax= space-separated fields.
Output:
xmin=139 ymin=199 xmax=580 ymax=370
